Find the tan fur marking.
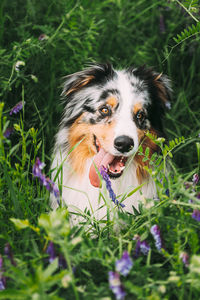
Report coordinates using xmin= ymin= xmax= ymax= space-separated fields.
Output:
xmin=68 ymin=115 xmax=95 ymax=174
xmin=155 ymin=73 xmax=163 ymax=81
xmin=133 ymin=102 xmax=143 ymax=114
xmin=106 ymin=96 xmax=118 ymax=108
xmin=66 ymin=75 xmax=95 ymax=96
xmin=154 ymin=78 xmax=168 ymax=104
xmin=68 ymin=117 xmax=116 ymax=175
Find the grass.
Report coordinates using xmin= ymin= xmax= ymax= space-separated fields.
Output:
xmin=0 ymin=0 xmax=200 ymax=299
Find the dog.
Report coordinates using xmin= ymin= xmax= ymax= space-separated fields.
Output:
xmin=50 ymin=63 xmax=171 ymax=225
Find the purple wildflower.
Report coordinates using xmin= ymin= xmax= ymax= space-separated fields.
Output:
xmin=115 ymin=251 xmax=133 ymax=277
xmin=159 ymin=14 xmax=166 ymax=33
xmin=4 ymin=243 xmax=16 ymax=266
xmin=165 ymin=188 xmax=170 ymax=197
xmin=192 ymin=209 xmax=200 ymax=221
xmin=58 ymin=254 xmax=67 ymax=269
xmin=180 ymin=252 xmax=189 ymax=267
xmin=140 ymin=241 xmax=151 ymax=255
xmin=46 ymin=241 xmax=56 ymax=263
xmin=133 ymin=235 xmax=150 ymax=257
xmin=108 ymin=271 xmax=126 ymax=300
xmin=3 ymin=127 xmax=14 ymax=138
xmin=32 ymin=157 xmax=60 ymax=203
xmin=192 ymin=173 xmax=199 ymax=185
xmin=10 ymin=101 xmax=25 ymax=115
xmin=150 ymin=225 xmax=163 ymax=252
xmin=32 ymin=157 xmax=45 ymax=177
xmin=0 ymin=255 xmax=6 ymax=290
xmin=184 ymin=181 xmax=193 ymax=190
xmin=133 ymin=235 xmax=141 ymax=258
xmin=99 ymin=166 xmax=125 ymax=208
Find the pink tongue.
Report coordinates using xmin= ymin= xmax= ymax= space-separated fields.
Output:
xmin=89 ymin=148 xmax=114 ymax=187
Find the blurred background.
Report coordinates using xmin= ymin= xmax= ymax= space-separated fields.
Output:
xmin=1 ymin=0 xmax=200 ymax=171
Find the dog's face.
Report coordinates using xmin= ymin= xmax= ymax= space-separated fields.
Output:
xmin=60 ymin=64 xmax=171 ymax=187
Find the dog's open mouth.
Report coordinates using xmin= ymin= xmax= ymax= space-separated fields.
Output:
xmin=89 ymin=136 xmax=128 ymax=187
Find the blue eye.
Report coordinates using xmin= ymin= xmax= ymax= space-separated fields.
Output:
xmin=136 ymin=111 xmax=145 ymax=121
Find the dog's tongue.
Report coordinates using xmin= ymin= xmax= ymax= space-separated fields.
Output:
xmin=89 ymin=148 xmax=114 ymax=187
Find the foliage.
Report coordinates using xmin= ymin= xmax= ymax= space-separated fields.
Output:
xmin=0 ymin=0 xmax=200 ymax=299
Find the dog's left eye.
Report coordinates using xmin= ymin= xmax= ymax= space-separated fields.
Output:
xmin=99 ymin=105 xmax=111 ymax=116
xmin=136 ymin=111 xmax=145 ymax=121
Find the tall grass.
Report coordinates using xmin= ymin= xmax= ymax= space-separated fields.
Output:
xmin=0 ymin=0 xmax=200 ymax=299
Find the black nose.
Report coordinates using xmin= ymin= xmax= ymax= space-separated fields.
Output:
xmin=114 ymin=135 xmax=134 ymax=153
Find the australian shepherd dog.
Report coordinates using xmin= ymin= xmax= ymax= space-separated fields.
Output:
xmin=50 ymin=63 xmax=171 ymax=225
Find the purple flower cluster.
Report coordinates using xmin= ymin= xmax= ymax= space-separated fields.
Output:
xmin=186 ymin=173 xmax=200 ymax=222
xmin=180 ymin=252 xmax=189 ymax=267
xmin=115 ymin=251 xmax=133 ymax=277
xmin=0 ymin=243 xmax=16 ymax=290
xmin=99 ymin=166 xmax=125 ymax=208
xmin=3 ymin=127 xmax=14 ymax=138
xmin=0 ymin=255 xmax=6 ymax=290
xmin=46 ymin=242 xmax=57 ymax=263
xmin=192 ymin=209 xmax=200 ymax=222
xmin=10 ymin=101 xmax=25 ymax=115
xmin=133 ymin=235 xmax=150 ymax=257
xmin=192 ymin=173 xmax=199 ymax=185
xmin=32 ymin=157 xmax=60 ymax=203
xmin=109 ymin=251 xmax=133 ymax=299
xmin=4 ymin=243 xmax=16 ymax=266
xmin=108 ymin=271 xmax=126 ymax=300
xmin=46 ymin=242 xmax=67 ymax=269
xmin=150 ymin=225 xmax=163 ymax=252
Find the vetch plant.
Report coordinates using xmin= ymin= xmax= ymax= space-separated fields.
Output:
xmin=180 ymin=252 xmax=189 ymax=267
xmin=133 ymin=235 xmax=151 ymax=257
xmin=0 ymin=256 xmax=6 ymax=291
xmin=100 ymin=166 xmax=125 ymax=208
xmin=46 ymin=241 xmax=57 ymax=264
xmin=108 ymin=271 xmax=126 ymax=300
xmin=150 ymin=224 xmax=164 ymax=252
xmin=9 ymin=101 xmax=25 ymax=115
xmin=3 ymin=127 xmax=14 ymax=139
xmin=115 ymin=251 xmax=133 ymax=277
xmin=32 ymin=157 xmax=60 ymax=202
xmin=0 ymin=0 xmax=200 ymax=299
xmin=192 ymin=209 xmax=200 ymax=222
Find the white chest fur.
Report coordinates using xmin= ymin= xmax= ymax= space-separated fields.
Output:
xmin=51 ymin=156 xmax=156 ymax=225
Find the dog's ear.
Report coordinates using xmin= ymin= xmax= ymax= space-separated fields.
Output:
xmin=131 ymin=65 xmax=172 ymax=110
xmin=62 ymin=63 xmax=115 ymax=97
xmin=153 ymin=73 xmax=172 ymax=110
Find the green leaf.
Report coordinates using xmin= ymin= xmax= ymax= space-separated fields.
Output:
xmin=10 ymin=218 xmax=30 ymax=230
xmin=173 ymin=22 xmax=200 ymax=44
xmin=145 ymin=147 xmax=150 ymax=157
xmin=43 ymin=258 xmax=59 ymax=280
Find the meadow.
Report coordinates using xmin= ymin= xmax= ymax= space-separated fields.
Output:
xmin=0 ymin=0 xmax=200 ymax=299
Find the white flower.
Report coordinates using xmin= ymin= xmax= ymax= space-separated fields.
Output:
xmin=15 ymin=60 xmax=25 ymax=71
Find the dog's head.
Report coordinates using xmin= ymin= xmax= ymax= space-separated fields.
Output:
xmin=60 ymin=63 xmax=171 ymax=186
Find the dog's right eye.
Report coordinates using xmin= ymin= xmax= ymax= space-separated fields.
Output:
xmin=99 ymin=105 xmax=111 ymax=116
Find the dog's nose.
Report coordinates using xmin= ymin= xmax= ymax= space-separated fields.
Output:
xmin=114 ymin=135 xmax=134 ymax=153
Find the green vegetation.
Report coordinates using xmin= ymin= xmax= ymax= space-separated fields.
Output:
xmin=0 ymin=0 xmax=200 ymax=299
